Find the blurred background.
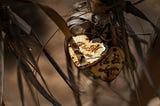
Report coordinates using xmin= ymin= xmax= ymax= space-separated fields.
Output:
xmin=3 ymin=0 xmax=160 ymax=106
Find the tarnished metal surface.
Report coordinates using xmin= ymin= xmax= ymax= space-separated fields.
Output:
xmin=68 ymin=34 xmax=125 ymax=82
xmin=86 ymin=47 xmax=125 ymax=82
xmin=68 ymin=34 xmax=108 ymax=69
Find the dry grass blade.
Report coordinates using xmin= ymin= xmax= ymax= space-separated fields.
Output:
xmin=133 ymin=0 xmax=145 ymax=5
xmin=22 ymin=67 xmax=40 ymax=106
xmin=22 ymin=45 xmax=54 ymax=97
xmin=126 ymin=19 xmax=160 ymax=99
xmin=128 ymin=33 xmax=148 ymax=44
xmin=112 ymin=2 xmax=142 ymax=105
xmin=9 ymin=0 xmax=75 ymax=101
xmin=9 ymin=4 xmax=74 ymax=97
xmin=18 ymin=58 xmax=40 ymax=106
xmin=37 ymin=3 xmax=72 ymax=40
xmin=30 ymin=29 xmax=73 ymax=92
xmin=17 ymin=63 xmax=25 ymax=106
xmin=151 ymin=17 xmax=160 ymax=48
xmin=125 ymin=0 xmax=160 ymax=53
xmin=5 ymin=10 xmax=61 ymax=105
xmin=64 ymin=41 xmax=82 ymax=106
xmin=8 ymin=8 xmax=31 ymax=35
xmin=8 ymin=8 xmax=56 ymax=98
xmin=1 ymin=0 xmax=83 ymax=105
xmin=7 ymin=34 xmax=61 ymax=105
xmin=36 ymin=29 xmax=59 ymax=63
xmin=21 ymin=3 xmax=77 ymax=92
xmin=19 ymin=59 xmax=61 ymax=106
xmin=0 ymin=33 xmax=4 ymax=106
xmin=42 ymin=48 xmax=73 ymax=91
xmin=37 ymin=2 xmax=82 ymax=105
xmin=125 ymin=1 xmax=158 ymax=31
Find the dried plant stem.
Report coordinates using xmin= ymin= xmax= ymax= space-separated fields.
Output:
xmin=65 ymin=41 xmax=82 ymax=106
xmin=121 ymin=22 xmax=142 ymax=106
xmin=0 ymin=33 xmax=4 ymax=105
xmin=37 ymin=3 xmax=72 ymax=41
xmin=122 ymin=23 xmax=142 ymax=106
xmin=133 ymin=0 xmax=145 ymax=5
xmin=114 ymin=4 xmax=142 ymax=105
